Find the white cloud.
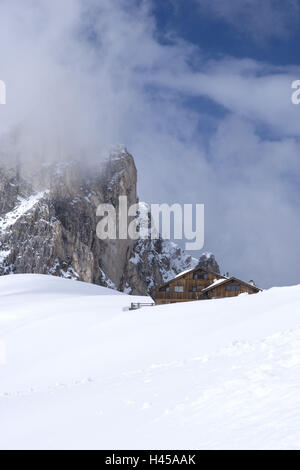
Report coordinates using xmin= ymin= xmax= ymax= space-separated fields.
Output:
xmin=0 ymin=0 xmax=299 ymax=288
xmin=143 ymin=57 xmax=300 ymax=137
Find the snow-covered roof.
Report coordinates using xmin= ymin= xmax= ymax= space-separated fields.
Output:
xmin=154 ymin=265 xmax=226 ymax=291
xmin=202 ymin=277 xmax=262 ymax=294
xmin=201 ymin=278 xmax=227 ymax=292
xmin=175 ymin=268 xmax=194 ymax=278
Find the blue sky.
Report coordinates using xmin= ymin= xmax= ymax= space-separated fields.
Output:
xmin=138 ymin=0 xmax=300 ymax=288
xmin=0 ymin=0 xmax=299 ymax=288
xmin=154 ymin=0 xmax=300 ymax=66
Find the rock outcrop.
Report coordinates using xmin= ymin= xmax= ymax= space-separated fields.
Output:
xmin=0 ymin=147 xmax=220 ymax=294
xmin=197 ymin=253 xmax=220 ymax=274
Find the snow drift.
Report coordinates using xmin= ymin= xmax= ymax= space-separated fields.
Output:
xmin=0 ymin=274 xmax=300 ymax=450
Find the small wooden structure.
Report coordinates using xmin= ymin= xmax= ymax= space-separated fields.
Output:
xmin=130 ymin=302 xmax=156 ymax=311
xmin=151 ymin=267 xmax=261 ymax=305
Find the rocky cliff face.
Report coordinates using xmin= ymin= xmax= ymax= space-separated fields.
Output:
xmin=197 ymin=253 xmax=220 ymax=274
xmin=0 ymin=147 xmax=219 ymax=295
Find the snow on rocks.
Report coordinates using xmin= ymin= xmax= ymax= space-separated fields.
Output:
xmin=0 ymin=191 xmax=48 ymax=233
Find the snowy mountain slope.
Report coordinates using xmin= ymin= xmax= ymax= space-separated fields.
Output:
xmin=1 ymin=275 xmax=300 ymax=449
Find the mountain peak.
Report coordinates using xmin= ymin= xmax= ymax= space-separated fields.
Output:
xmin=0 ymin=148 xmax=219 ymax=294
